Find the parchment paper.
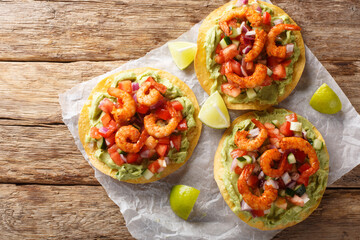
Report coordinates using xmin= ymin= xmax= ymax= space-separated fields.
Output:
xmin=59 ymin=1 xmax=360 ymax=239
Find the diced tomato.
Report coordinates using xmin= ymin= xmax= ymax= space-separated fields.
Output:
xmin=294 ymin=150 xmax=306 ymax=163
xmin=145 ymin=136 xmax=158 ymax=149
xmin=107 ymin=144 xmax=119 ymax=154
xmin=90 ymin=127 xmax=102 ymax=139
xmin=275 ymin=197 xmax=287 ymax=210
xmin=297 ymin=176 xmax=309 ymax=186
xmin=231 ymin=59 xmax=242 ymax=76
xmin=287 ymin=195 xmax=304 ymax=207
xmin=158 ymin=137 xmax=170 ymax=145
xmin=224 ymin=61 xmax=233 ymax=74
xmin=264 ymin=122 xmax=275 ymax=130
xmin=126 ymin=153 xmax=139 ymax=164
xmin=272 ymin=64 xmax=287 ymax=80
xmin=285 ymin=113 xmax=298 ymax=122
xmin=251 ymin=210 xmax=265 ymax=217
xmin=267 ymin=56 xmax=283 ymax=68
xmin=177 ymin=119 xmax=188 ymax=131
xmin=263 ymin=12 xmax=271 ymax=25
xmin=118 ymin=80 xmax=132 ymax=93
xmin=230 ymin=149 xmax=247 ymax=159
xmin=105 ymin=133 xmax=116 ymax=147
xmin=98 ymin=98 xmax=114 ymax=114
xmin=221 ymin=83 xmax=241 ymax=98
xmin=247 ymin=175 xmax=259 ymax=188
xmin=216 ymin=44 xmax=222 ymax=54
xmin=101 ymin=113 xmax=112 ymax=127
xmin=282 ymin=59 xmax=292 ymax=67
xmin=170 ymin=134 xmax=182 ymax=151
xmin=156 ymin=108 xmax=171 ymax=120
xmin=279 ymin=121 xmax=293 ymax=137
xmin=148 ymin=160 xmax=161 ymax=174
xmin=245 ymin=61 xmax=254 ymax=72
xmin=269 ymin=137 xmax=280 ymax=147
xmin=298 ymin=163 xmax=311 ymax=173
xmin=261 ymin=75 xmax=273 ymax=86
xmin=110 ymin=152 xmax=125 ymax=166
xmin=136 ymin=104 xmax=149 ymax=114
xmin=228 ymin=19 xmax=237 ymax=28
xmin=234 ymin=166 xmax=243 ymax=175
xmin=155 ymin=144 xmax=168 ymax=157
xmin=171 ymin=101 xmax=184 ymax=111
xmin=220 ymin=62 xmax=226 ymax=75
xmin=221 ymin=44 xmax=239 ymax=62
xmin=215 ymin=54 xmax=225 ymax=64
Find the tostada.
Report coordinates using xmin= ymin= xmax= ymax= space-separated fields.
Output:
xmin=79 ymin=68 xmax=202 ymax=183
xmin=195 ymin=0 xmax=305 ymax=110
xmin=214 ymin=108 xmax=329 ymax=230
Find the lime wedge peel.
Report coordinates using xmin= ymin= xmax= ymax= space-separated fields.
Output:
xmin=168 ymin=42 xmax=197 ymax=70
xmin=310 ymin=83 xmax=342 ymax=114
xmin=169 ymin=185 xmax=200 ymax=220
xmin=198 ymin=91 xmax=230 ymax=129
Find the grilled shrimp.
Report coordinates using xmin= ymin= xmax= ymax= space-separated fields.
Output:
xmin=260 ymin=149 xmax=290 ymax=178
xmin=136 ymin=77 xmax=167 ymax=107
xmin=107 ymin=87 xmax=136 ymax=123
xmin=235 ymin=119 xmax=268 ymax=151
xmin=219 ymin=7 xmax=262 ymax=36
xmin=279 ymin=137 xmax=320 ymax=183
xmin=226 ymin=63 xmax=267 ymax=89
xmin=144 ymin=102 xmax=182 ymax=138
xmin=266 ymin=24 xmax=301 ymax=59
xmin=115 ymin=125 xmax=149 ymax=153
xmin=237 ymin=164 xmax=278 ymax=210
xmin=245 ymin=29 xmax=267 ymax=62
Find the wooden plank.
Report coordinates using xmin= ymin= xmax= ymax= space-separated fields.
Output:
xmin=0 ymin=0 xmax=358 ymax=62
xmin=0 ymin=185 xmax=359 ymax=239
xmin=0 ymin=60 xmax=359 ymax=124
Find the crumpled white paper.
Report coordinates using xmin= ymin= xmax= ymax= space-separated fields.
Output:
xmin=59 ymin=1 xmax=360 ymax=239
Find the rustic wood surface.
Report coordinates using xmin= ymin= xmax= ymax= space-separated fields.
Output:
xmin=0 ymin=0 xmax=359 ymax=239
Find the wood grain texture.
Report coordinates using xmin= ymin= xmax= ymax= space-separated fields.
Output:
xmin=0 ymin=0 xmax=358 ymax=61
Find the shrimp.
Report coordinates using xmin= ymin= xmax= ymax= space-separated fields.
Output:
xmin=115 ymin=125 xmax=149 ymax=153
xmin=245 ymin=29 xmax=267 ymax=62
xmin=266 ymin=24 xmax=301 ymax=59
xmin=235 ymin=119 xmax=268 ymax=151
xmin=260 ymin=149 xmax=290 ymax=178
xmin=279 ymin=137 xmax=320 ymax=183
xmin=136 ymin=81 xmax=164 ymax=107
xmin=107 ymin=87 xmax=136 ymax=123
xmin=144 ymin=102 xmax=182 ymax=138
xmin=237 ymin=164 xmax=278 ymax=210
xmin=219 ymin=7 xmax=262 ymax=36
xmin=226 ymin=63 xmax=267 ymax=89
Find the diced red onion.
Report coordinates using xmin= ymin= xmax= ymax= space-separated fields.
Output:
xmin=245 ymin=30 xmax=256 ymax=37
xmin=131 ymin=82 xmax=140 ymax=92
xmin=164 ymin=157 xmax=170 ymax=165
xmin=256 ymin=6 xmax=262 ymax=13
xmin=286 ymin=181 xmax=296 ymax=189
xmin=241 ymin=66 xmax=248 ymax=77
xmin=170 ymin=140 xmax=174 ymax=148
xmin=120 ymin=154 xmax=127 ymax=163
xmin=253 ymin=163 xmax=261 ymax=173
xmin=279 ymin=149 xmax=285 ymax=153
xmin=99 ymin=127 xmax=109 ymax=135
xmin=281 ymin=172 xmax=292 ymax=185
xmin=244 ymin=35 xmax=255 ymax=41
xmin=241 ymin=58 xmax=246 ymax=67
xmin=290 ymin=172 xmax=300 ymax=181
xmin=264 ymin=209 xmax=270 ymax=215
xmin=248 ymin=128 xmax=260 ymax=138
xmin=132 ymin=93 xmax=138 ymax=103
xmin=273 ymin=19 xmax=283 ymax=25
xmin=241 ymin=200 xmax=253 ymax=211
xmin=158 ymin=167 xmax=165 ymax=173
xmin=158 ymin=159 xmax=167 ymax=168
xmin=150 ymin=99 xmax=165 ymax=110
xmin=268 ymin=144 xmax=277 ymax=149
xmin=301 ymin=193 xmax=310 ymax=204
xmin=286 ymin=44 xmax=294 ymax=53
xmin=294 ymin=132 xmax=302 ymax=137
xmin=257 ymin=59 xmax=267 ymax=65
xmin=242 ymin=45 xmax=252 ymax=54
xmin=302 ymin=131 xmax=308 ymax=140
xmin=240 ymin=22 xmax=248 ymax=33
xmin=140 ymin=150 xmax=150 ymax=158
xmin=265 ymin=179 xmax=279 ymax=189
xmin=235 ymin=0 xmax=248 ymax=7
xmin=258 ymin=171 xmax=265 ymax=179
xmin=231 ymin=158 xmax=238 ymax=171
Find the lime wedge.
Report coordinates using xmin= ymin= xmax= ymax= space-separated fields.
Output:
xmin=310 ymin=83 xmax=342 ymax=114
xmin=168 ymin=42 xmax=197 ymax=70
xmin=170 ymin=185 xmax=200 ymax=220
xmin=198 ymin=91 xmax=230 ymax=129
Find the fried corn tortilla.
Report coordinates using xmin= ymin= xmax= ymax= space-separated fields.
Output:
xmin=214 ymin=108 xmax=329 ymax=230
xmin=79 ymin=67 xmax=202 ymax=184
xmin=195 ymin=0 xmax=306 ymax=110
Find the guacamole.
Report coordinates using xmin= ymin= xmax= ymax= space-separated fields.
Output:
xmin=86 ymin=70 xmax=196 ymax=181
xmin=220 ymin=109 xmax=328 ymax=228
xmin=204 ymin=2 xmax=301 ymax=105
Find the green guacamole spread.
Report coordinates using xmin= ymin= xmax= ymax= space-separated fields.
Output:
xmin=86 ymin=70 xmax=196 ymax=181
xmin=205 ymin=3 xmax=300 ymax=105
xmin=220 ymin=109 xmax=328 ymax=228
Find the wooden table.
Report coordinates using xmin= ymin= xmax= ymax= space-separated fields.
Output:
xmin=1 ymin=0 xmax=359 ymax=239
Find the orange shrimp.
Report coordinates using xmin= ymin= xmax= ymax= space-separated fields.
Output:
xmin=226 ymin=63 xmax=267 ymax=89
xmin=219 ymin=7 xmax=262 ymax=36
xmin=266 ymin=24 xmax=301 ymax=59
xmin=107 ymin=87 xmax=136 ymax=123
xmin=279 ymin=137 xmax=320 ymax=182
xmin=260 ymin=149 xmax=289 ymax=178
xmin=238 ymin=164 xmax=278 ymax=210
xmin=245 ymin=29 xmax=267 ymax=62
xmin=144 ymin=102 xmax=182 ymax=138
xmin=115 ymin=125 xmax=149 ymax=153
xmin=235 ymin=119 xmax=268 ymax=151
xmin=136 ymin=77 xmax=167 ymax=107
